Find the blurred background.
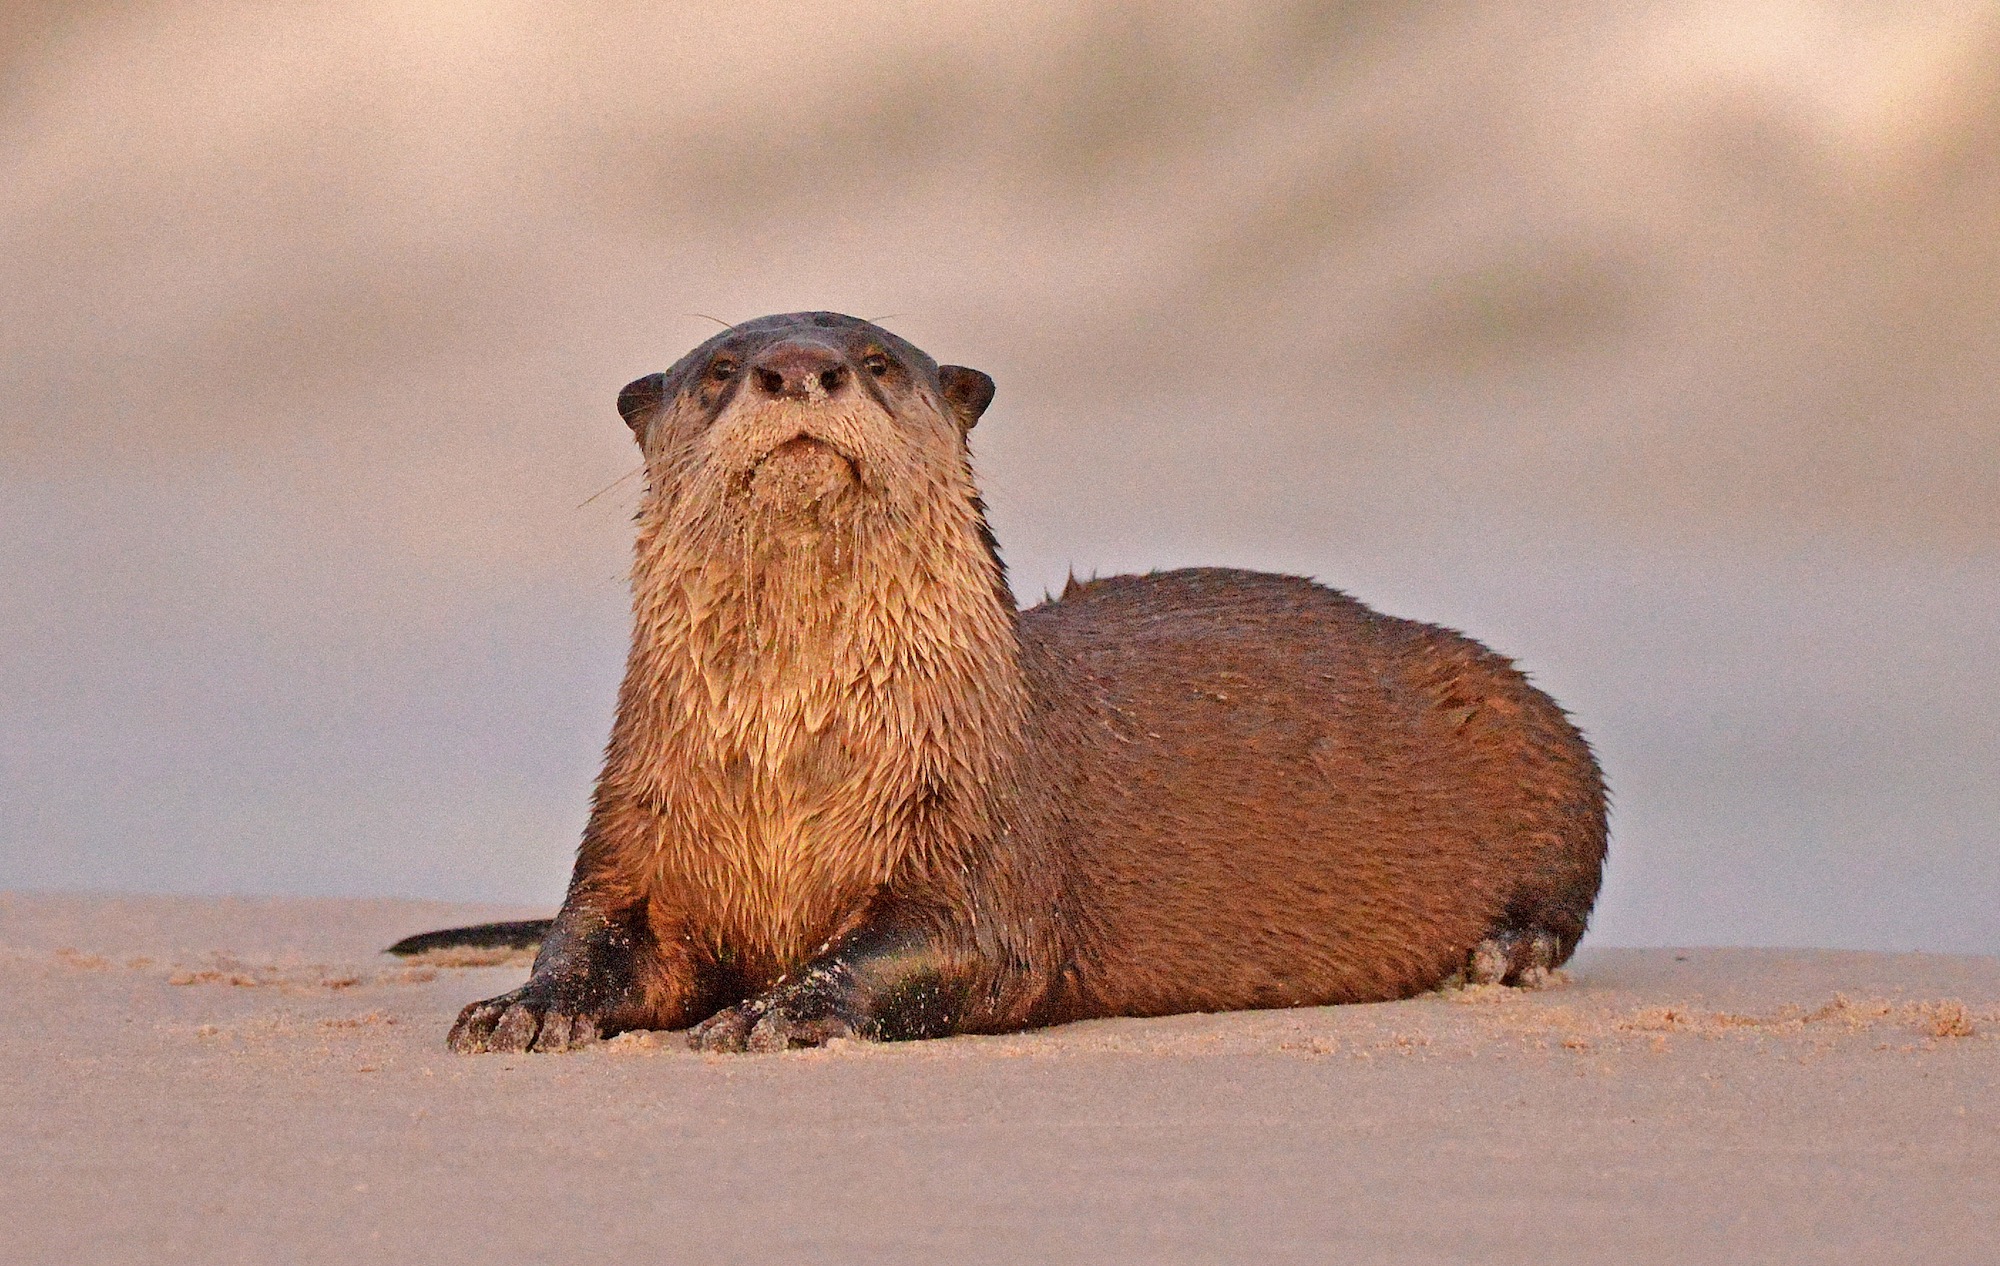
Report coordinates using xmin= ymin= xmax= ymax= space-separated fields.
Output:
xmin=3 ymin=0 xmax=1995 ymax=951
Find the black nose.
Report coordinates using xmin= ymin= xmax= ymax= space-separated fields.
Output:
xmin=750 ymin=341 xmax=850 ymax=400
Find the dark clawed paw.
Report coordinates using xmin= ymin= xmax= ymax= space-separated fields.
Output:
xmin=686 ymin=999 xmax=764 ymax=1053
xmin=447 ymin=981 xmax=605 ymax=1054
xmin=1466 ymin=929 xmax=1563 ymax=990
xmin=686 ymin=977 xmax=864 ymax=1054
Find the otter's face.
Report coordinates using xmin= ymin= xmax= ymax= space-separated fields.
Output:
xmin=615 ymin=313 xmax=995 ymax=534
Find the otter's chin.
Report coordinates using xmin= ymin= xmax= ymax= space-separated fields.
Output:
xmin=745 ymin=436 xmax=859 ymax=517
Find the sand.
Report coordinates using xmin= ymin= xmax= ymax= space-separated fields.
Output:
xmin=3 ymin=893 xmax=1994 ymax=1265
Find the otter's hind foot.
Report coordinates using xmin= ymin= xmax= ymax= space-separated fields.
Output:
xmin=1466 ymin=929 xmax=1563 ymax=989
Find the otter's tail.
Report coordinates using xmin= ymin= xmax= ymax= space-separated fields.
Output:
xmin=384 ymin=919 xmax=552 ymax=957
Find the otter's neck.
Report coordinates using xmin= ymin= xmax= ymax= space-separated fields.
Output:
xmin=605 ymin=492 xmax=1025 ymax=964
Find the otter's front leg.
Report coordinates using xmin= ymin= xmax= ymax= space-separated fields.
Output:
xmin=447 ymin=898 xmax=698 ymax=1054
xmin=688 ymin=900 xmax=978 ymax=1053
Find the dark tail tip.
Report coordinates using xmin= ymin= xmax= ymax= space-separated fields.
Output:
xmin=384 ymin=919 xmax=553 ymax=957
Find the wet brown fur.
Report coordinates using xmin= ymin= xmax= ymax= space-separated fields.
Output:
xmin=445 ymin=313 xmax=1608 ymax=1054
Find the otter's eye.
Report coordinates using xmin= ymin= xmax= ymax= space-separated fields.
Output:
xmin=862 ymin=352 xmax=892 ymax=378
xmin=707 ymin=358 xmax=738 ymax=382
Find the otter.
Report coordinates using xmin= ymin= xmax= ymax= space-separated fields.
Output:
xmin=425 ymin=312 xmax=1608 ymax=1055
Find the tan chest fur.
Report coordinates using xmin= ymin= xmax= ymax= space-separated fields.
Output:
xmin=610 ymin=515 xmax=1021 ymax=974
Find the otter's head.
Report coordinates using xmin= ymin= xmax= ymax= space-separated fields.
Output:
xmin=618 ymin=312 xmax=993 ymax=529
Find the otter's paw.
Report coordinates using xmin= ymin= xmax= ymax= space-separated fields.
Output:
xmin=447 ymin=979 xmax=605 ymax=1054
xmin=687 ymin=972 xmax=866 ymax=1054
xmin=1466 ymin=929 xmax=1563 ymax=989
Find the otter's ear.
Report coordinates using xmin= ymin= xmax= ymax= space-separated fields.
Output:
xmin=938 ymin=365 xmax=995 ymax=431
xmin=617 ymin=372 xmax=668 ymax=434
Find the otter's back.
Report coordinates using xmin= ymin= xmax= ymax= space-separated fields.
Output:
xmin=1015 ymin=568 xmax=1606 ymax=1017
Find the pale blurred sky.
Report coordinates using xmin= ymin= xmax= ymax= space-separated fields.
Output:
xmin=3 ymin=0 xmax=1996 ymax=950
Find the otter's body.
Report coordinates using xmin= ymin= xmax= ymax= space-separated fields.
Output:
xmin=1014 ymin=569 xmax=1602 ymax=1019
xmin=440 ymin=313 xmax=1607 ymax=1054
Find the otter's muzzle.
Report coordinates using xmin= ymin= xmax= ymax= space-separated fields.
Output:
xmin=746 ymin=433 xmax=859 ymax=512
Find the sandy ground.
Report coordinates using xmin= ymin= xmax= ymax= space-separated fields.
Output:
xmin=3 ymin=893 xmax=1995 ymax=1265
